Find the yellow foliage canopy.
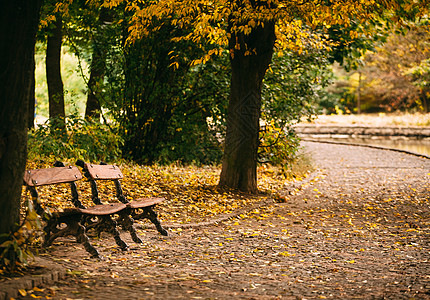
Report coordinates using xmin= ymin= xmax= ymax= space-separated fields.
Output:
xmin=95 ymin=0 xmax=429 ymax=65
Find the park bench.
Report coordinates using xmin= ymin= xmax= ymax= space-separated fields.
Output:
xmin=23 ymin=164 xmax=129 ymax=258
xmin=76 ymin=160 xmax=168 ymax=239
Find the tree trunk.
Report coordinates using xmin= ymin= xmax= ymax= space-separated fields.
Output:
xmin=85 ymin=8 xmax=112 ymax=121
xmin=0 ymin=1 xmax=42 ymax=234
xmin=421 ymin=92 xmax=429 ymax=113
xmin=46 ymin=14 xmax=65 ymax=128
xmin=219 ymin=21 xmax=276 ymax=193
xmin=28 ymin=53 xmax=36 ymax=129
xmin=357 ymin=71 xmax=362 ymax=114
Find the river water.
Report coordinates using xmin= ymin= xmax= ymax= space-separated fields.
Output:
xmin=314 ymin=137 xmax=430 ymax=157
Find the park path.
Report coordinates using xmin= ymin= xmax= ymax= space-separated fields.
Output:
xmin=14 ymin=141 xmax=430 ymax=299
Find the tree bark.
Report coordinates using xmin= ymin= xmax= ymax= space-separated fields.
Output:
xmin=28 ymin=53 xmax=36 ymax=129
xmin=0 ymin=0 xmax=42 ymax=234
xmin=46 ymin=14 xmax=65 ymax=128
xmin=85 ymin=8 xmax=113 ymax=121
xmin=421 ymin=92 xmax=429 ymax=113
xmin=219 ymin=21 xmax=276 ymax=193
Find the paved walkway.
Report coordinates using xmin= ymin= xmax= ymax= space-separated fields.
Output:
xmin=7 ymin=141 xmax=430 ymax=299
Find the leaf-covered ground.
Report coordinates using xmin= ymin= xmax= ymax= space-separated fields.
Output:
xmin=8 ymin=141 xmax=430 ymax=299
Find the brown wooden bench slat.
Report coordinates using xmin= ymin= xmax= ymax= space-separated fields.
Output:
xmin=127 ymin=197 xmax=164 ymax=209
xmin=79 ymin=203 xmax=127 ymax=215
xmin=85 ymin=163 xmax=123 ymax=180
xmin=24 ymin=166 xmax=82 ymax=187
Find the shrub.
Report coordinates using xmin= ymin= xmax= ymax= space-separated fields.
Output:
xmin=0 ymin=200 xmax=40 ymax=274
xmin=259 ymin=122 xmax=301 ymax=173
xmin=28 ymin=116 xmax=123 ymax=163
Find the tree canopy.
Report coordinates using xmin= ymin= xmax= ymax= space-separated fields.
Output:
xmin=41 ymin=0 xmax=430 ymax=192
xmin=111 ymin=0 xmax=429 ymax=192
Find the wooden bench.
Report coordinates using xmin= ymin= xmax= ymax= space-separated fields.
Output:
xmin=76 ymin=160 xmax=168 ymax=239
xmin=23 ymin=165 xmax=129 ymax=258
xmin=52 ymin=161 xmax=130 ymax=251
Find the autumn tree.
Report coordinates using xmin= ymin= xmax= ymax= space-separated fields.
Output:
xmin=408 ymin=58 xmax=430 ymax=113
xmin=0 ymin=1 xmax=42 ymax=234
xmin=105 ymin=0 xmax=429 ymax=192
xmin=360 ymin=21 xmax=430 ymax=112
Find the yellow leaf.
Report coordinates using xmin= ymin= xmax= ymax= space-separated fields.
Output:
xmin=19 ymin=289 xmax=27 ymax=296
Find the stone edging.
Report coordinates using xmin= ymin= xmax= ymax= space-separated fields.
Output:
xmin=0 ymin=257 xmax=66 ymax=300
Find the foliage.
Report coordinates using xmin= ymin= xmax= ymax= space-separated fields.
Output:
xmin=262 ymin=49 xmax=332 ymax=124
xmin=258 ymin=48 xmax=332 ymax=168
xmin=325 ymin=18 xmax=388 ymax=71
xmin=152 ymin=55 xmax=230 ymax=165
xmin=96 ymin=5 xmax=230 ymax=165
xmin=27 ymin=116 xmax=122 ymax=163
xmin=259 ymin=123 xmax=300 ymax=175
xmin=408 ymin=59 xmax=430 ymax=88
xmin=407 ymin=57 xmax=430 ymax=112
xmin=0 ymin=201 xmax=40 ymax=274
xmin=359 ymin=22 xmax=430 ymax=112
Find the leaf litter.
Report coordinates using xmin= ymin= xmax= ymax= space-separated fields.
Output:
xmin=14 ymin=143 xmax=430 ymax=299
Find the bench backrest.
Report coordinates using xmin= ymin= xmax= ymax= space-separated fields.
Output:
xmin=23 ymin=165 xmax=85 ymax=217
xmin=78 ymin=162 xmax=128 ymax=204
xmin=24 ymin=166 xmax=83 ymax=187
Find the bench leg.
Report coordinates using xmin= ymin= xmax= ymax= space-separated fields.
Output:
xmin=133 ymin=206 xmax=168 ymax=236
xmin=98 ymin=216 xmax=129 ymax=251
xmin=74 ymin=221 xmax=101 ymax=258
xmin=82 ymin=215 xmax=129 ymax=251
xmin=118 ymin=210 xmax=143 ymax=244
xmin=43 ymin=215 xmax=100 ymax=258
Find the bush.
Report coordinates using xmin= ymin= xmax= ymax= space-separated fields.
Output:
xmin=28 ymin=116 xmax=123 ymax=163
xmin=0 ymin=201 xmax=40 ymax=274
xmin=259 ymin=122 xmax=301 ymax=174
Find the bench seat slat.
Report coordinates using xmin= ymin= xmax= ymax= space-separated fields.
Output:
xmin=85 ymin=163 xmax=123 ymax=180
xmin=78 ymin=203 xmax=127 ymax=215
xmin=127 ymin=197 xmax=164 ymax=209
xmin=24 ymin=166 xmax=82 ymax=186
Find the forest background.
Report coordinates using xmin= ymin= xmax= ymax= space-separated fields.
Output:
xmin=30 ymin=0 xmax=430 ymax=169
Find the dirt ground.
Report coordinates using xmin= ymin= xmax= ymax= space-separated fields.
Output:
xmin=2 ymin=141 xmax=430 ymax=299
